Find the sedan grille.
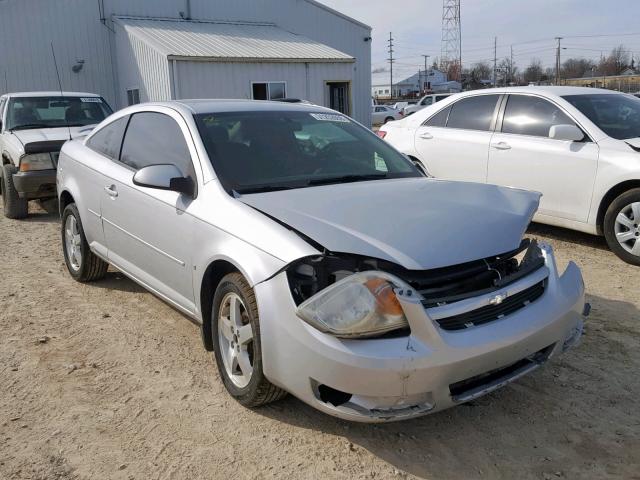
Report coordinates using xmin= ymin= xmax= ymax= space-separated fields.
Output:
xmin=434 ymin=281 xmax=545 ymax=331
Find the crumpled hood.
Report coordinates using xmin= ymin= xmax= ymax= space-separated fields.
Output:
xmin=240 ymin=178 xmax=541 ymax=270
xmin=12 ymin=125 xmax=96 ymax=146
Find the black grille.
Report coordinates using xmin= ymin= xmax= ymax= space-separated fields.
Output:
xmin=433 ymin=281 xmax=545 ymax=331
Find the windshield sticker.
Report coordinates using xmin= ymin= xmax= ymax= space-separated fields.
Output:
xmin=310 ymin=113 xmax=350 ymax=123
xmin=81 ymin=97 xmax=102 ymax=103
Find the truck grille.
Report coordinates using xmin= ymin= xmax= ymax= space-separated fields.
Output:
xmin=434 ymin=280 xmax=545 ymax=331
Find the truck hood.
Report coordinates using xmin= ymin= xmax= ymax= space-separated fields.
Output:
xmin=11 ymin=125 xmax=96 ymax=146
xmin=240 ymin=178 xmax=541 ymax=270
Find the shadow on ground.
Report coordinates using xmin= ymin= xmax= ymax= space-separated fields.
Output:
xmin=527 ymin=222 xmax=609 ymax=251
xmin=256 ymin=293 xmax=640 ymax=480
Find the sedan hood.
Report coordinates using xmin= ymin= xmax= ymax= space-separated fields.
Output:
xmin=12 ymin=125 xmax=96 ymax=145
xmin=240 ymin=178 xmax=540 ymax=270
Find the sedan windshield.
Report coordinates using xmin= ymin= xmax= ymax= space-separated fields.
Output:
xmin=563 ymin=93 xmax=640 ymax=140
xmin=6 ymin=96 xmax=112 ymax=131
xmin=194 ymin=110 xmax=421 ymax=193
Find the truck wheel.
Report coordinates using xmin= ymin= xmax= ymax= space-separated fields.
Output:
xmin=61 ymin=203 xmax=108 ymax=282
xmin=1 ymin=164 xmax=28 ymax=219
xmin=604 ymin=188 xmax=640 ymax=266
xmin=211 ymin=272 xmax=287 ymax=407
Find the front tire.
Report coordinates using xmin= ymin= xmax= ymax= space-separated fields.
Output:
xmin=211 ymin=272 xmax=286 ymax=407
xmin=1 ymin=164 xmax=28 ymax=219
xmin=61 ymin=203 xmax=108 ymax=282
xmin=604 ymin=188 xmax=640 ymax=266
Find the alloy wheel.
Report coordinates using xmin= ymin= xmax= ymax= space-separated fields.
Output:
xmin=217 ymin=292 xmax=254 ymax=388
xmin=64 ymin=214 xmax=83 ymax=271
xmin=614 ymin=201 xmax=640 ymax=256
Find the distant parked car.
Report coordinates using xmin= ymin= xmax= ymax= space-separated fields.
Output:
xmin=403 ymin=93 xmax=453 ymax=116
xmin=57 ymin=99 xmax=585 ymax=422
xmin=0 ymin=91 xmax=112 ymax=218
xmin=372 ymin=105 xmax=402 ymax=125
xmin=379 ymin=86 xmax=640 ymax=265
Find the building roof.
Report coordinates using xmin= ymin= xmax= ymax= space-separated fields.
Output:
xmin=113 ymin=16 xmax=354 ymax=63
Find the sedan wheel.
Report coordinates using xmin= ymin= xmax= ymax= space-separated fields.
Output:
xmin=217 ymin=292 xmax=254 ymax=388
xmin=211 ymin=272 xmax=286 ymax=407
xmin=64 ymin=214 xmax=83 ymax=271
xmin=614 ymin=202 xmax=640 ymax=256
xmin=604 ymin=188 xmax=640 ymax=266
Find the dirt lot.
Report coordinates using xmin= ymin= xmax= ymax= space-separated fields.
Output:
xmin=1 ymin=202 xmax=639 ymax=480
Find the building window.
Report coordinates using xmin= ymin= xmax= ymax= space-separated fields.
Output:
xmin=385 ymin=89 xmax=389 ymax=94
xmin=252 ymin=82 xmax=287 ymax=100
xmin=127 ymin=88 xmax=140 ymax=106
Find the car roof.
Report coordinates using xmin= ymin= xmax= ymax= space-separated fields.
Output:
xmin=460 ymin=86 xmax=617 ymax=98
xmin=151 ymin=99 xmax=336 ymax=115
xmin=3 ymin=91 xmax=102 ymax=98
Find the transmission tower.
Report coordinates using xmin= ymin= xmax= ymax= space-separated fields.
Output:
xmin=440 ymin=0 xmax=461 ymax=82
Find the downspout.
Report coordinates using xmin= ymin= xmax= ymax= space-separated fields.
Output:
xmin=185 ymin=0 xmax=192 ymax=20
xmin=305 ymin=62 xmax=310 ymax=101
xmin=171 ymin=59 xmax=180 ymax=100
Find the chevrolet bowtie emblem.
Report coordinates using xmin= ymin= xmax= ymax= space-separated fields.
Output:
xmin=489 ymin=293 xmax=508 ymax=305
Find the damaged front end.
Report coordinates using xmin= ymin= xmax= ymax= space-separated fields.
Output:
xmin=287 ymin=238 xmax=546 ymax=338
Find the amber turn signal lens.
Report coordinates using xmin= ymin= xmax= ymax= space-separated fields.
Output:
xmin=365 ymin=278 xmax=403 ymax=316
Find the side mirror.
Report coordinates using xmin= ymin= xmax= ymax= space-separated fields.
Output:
xmin=549 ymin=124 xmax=584 ymax=142
xmin=133 ymin=164 xmax=195 ymax=197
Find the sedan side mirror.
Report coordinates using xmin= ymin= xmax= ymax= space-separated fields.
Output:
xmin=133 ymin=164 xmax=195 ymax=197
xmin=549 ymin=124 xmax=584 ymax=142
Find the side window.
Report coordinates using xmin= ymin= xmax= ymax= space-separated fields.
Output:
xmin=0 ymin=98 xmax=6 ymax=127
xmin=126 ymin=89 xmax=140 ymax=106
xmin=422 ymin=97 xmax=433 ymax=106
xmin=502 ymin=95 xmax=576 ymax=138
xmin=435 ymin=95 xmax=448 ymax=103
xmin=424 ymin=106 xmax=451 ymax=127
xmin=86 ymin=116 xmax=129 ymax=160
xmin=446 ymin=95 xmax=500 ymax=131
xmin=120 ymin=112 xmax=195 ymax=178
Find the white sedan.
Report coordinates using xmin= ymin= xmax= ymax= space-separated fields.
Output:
xmin=379 ymin=86 xmax=640 ymax=265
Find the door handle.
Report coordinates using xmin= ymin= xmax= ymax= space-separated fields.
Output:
xmin=419 ymin=132 xmax=433 ymax=140
xmin=491 ymin=141 xmax=511 ymax=150
xmin=104 ymin=185 xmax=118 ymax=198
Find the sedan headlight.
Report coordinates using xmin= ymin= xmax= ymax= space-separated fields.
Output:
xmin=295 ymin=271 xmax=412 ymax=338
xmin=19 ymin=153 xmax=54 ymax=172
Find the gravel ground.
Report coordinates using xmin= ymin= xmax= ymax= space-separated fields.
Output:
xmin=1 ymin=201 xmax=639 ymax=480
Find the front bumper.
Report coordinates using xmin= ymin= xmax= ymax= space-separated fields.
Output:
xmin=12 ymin=169 xmax=57 ymax=199
xmin=255 ymin=243 xmax=586 ymax=422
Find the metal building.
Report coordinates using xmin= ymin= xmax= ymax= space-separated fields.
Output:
xmin=0 ymin=0 xmax=372 ymax=125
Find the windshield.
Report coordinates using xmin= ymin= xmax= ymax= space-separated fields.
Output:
xmin=6 ymin=96 xmax=112 ymax=131
xmin=562 ymin=93 xmax=640 ymax=140
xmin=194 ymin=110 xmax=421 ymax=194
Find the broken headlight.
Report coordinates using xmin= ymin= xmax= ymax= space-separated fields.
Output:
xmin=295 ymin=271 xmax=411 ymax=338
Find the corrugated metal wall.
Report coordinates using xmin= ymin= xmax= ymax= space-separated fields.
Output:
xmin=113 ymin=23 xmax=172 ymax=106
xmin=174 ymin=61 xmax=354 ymax=108
xmin=0 ymin=0 xmax=117 ymax=106
xmin=0 ymin=0 xmax=371 ymax=124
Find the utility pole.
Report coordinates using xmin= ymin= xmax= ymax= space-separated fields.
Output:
xmin=493 ymin=36 xmax=497 ymax=87
xmin=510 ymin=45 xmax=513 ymax=85
xmin=422 ymin=54 xmax=430 ymax=93
xmin=388 ymin=32 xmax=394 ymax=100
xmin=555 ymin=36 xmax=563 ymax=85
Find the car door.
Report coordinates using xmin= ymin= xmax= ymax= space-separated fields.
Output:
xmin=100 ymin=109 xmax=198 ymax=314
xmin=80 ymin=115 xmax=130 ymax=258
xmin=414 ymin=94 xmax=501 ymax=182
xmin=372 ymin=106 xmax=386 ymax=124
xmin=487 ymin=94 xmax=599 ymax=223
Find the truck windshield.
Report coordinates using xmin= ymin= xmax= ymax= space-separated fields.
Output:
xmin=6 ymin=96 xmax=113 ymax=131
xmin=563 ymin=93 xmax=640 ymax=140
xmin=194 ymin=110 xmax=421 ymax=194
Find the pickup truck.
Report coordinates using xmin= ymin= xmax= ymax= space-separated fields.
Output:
xmin=0 ymin=91 xmax=112 ymax=218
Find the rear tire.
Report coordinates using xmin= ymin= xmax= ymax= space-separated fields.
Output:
xmin=384 ymin=116 xmax=395 ymax=124
xmin=1 ymin=164 xmax=28 ymax=219
xmin=61 ymin=203 xmax=108 ymax=282
xmin=211 ymin=272 xmax=287 ymax=407
xmin=603 ymin=188 xmax=640 ymax=266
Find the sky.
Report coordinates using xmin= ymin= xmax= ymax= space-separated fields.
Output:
xmin=316 ymin=0 xmax=640 ymax=79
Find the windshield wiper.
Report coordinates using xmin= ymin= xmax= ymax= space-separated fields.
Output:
xmin=307 ymin=173 xmax=388 ymax=186
xmin=10 ymin=123 xmax=50 ymax=131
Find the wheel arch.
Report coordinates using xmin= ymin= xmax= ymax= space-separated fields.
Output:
xmin=199 ymin=259 xmax=245 ymax=351
xmin=59 ymin=189 xmax=75 ymax=217
xmin=596 ymin=180 xmax=640 ymax=234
